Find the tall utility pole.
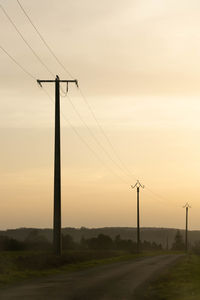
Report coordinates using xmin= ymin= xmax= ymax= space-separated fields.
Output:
xmin=131 ymin=180 xmax=144 ymax=253
xmin=183 ymin=202 xmax=191 ymax=253
xmin=37 ymin=75 xmax=78 ymax=256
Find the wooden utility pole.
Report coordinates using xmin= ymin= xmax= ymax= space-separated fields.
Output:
xmin=131 ymin=180 xmax=144 ymax=253
xmin=37 ymin=75 xmax=78 ymax=255
xmin=183 ymin=202 xmax=191 ymax=253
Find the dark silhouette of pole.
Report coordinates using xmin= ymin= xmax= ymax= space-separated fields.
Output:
xmin=131 ymin=180 xmax=144 ymax=253
xmin=137 ymin=186 xmax=140 ymax=250
xmin=183 ymin=202 xmax=191 ymax=253
xmin=37 ymin=75 xmax=78 ymax=255
xmin=54 ymin=76 xmax=61 ymax=256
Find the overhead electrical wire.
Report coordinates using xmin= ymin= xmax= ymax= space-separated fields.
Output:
xmin=16 ymin=0 xmax=74 ymax=79
xmin=144 ymin=186 xmax=179 ymax=208
xmin=0 ymin=45 xmax=129 ymax=184
xmin=16 ymin=0 xmax=136 ymax=180
xmin=41 ymin=87 xmax=130 ymax=184
xmin=64 ymin=94 xmax=133 ymax=181
xmin=2 ymin=1 xmax=178 ymax=206
xmin=77 ymin=88 xmax=138 ymax=179
xmin=60 ymin=83 xmax=135 ymax=181
xmin=142 ymin=189 xmax=178 ymax=209
xmin=0 ymin=2 xmax=131 ymax=184
xmin=0 ymin=45 xmax=36 ymax=80
xmin=0 ymin=3 xmax=54 ymax=77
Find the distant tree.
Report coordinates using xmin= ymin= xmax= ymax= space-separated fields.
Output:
xmin=171 ymin=230 xmax=184 ymax=251
xmin=5 ymin=237 xmax=26 ymax=251
xmin=25 ymin=229 xmax=40 ymax=243
xmin=62 ymin=234 xmax=76 ymax=250
xmin=115 ymin=234 xmax=121 ymax=243
xmin=0 ymin=236 xmax=8 ymax=251
xmin=139 ymin=240 xmax=163 ymax=252
xmin=114 ymin=235 xmax=134 ymax=251
xmin=24 ymin=230 xmax=50 ymax=251
xmin=86 ymin=234 xmax=113 ymax=250
xmin=142 ymin=240 xmax=152 ymax=251
xmin=192 ymin=241 xmax=200 ymax=254
xmin=80 ymin=236 xmax=88 ymax=250
xmin=0 ymin=236 xmax=25 ymax=251
xmin=114 ymin=234 xmax=121 ymax=249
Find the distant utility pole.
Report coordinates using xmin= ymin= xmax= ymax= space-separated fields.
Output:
xmin=183 ymin=202 xmax=191 ymax=253
xmin=131 ymin=180 xmax=144 ymax=253
xmin=37 ymin=75 xmax=78 ymax=256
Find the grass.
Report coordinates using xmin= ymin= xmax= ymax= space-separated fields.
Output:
xmin=0 ymin=250 xmax=167 ymax=287
xmin=144 ymin=254 xmax=200 ymax=300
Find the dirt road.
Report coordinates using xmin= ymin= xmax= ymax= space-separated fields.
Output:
xmin=0 ymin=255 xmax=181 ymax=300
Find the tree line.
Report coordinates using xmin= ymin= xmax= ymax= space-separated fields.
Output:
xmin=0 ymin=229 xmax=187 ymax=252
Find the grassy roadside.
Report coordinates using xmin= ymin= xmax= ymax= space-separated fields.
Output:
xmin=0 ymin=250 xmax=167 ymax=287
xmin=144 ymin=254 xmax=200 ymax=300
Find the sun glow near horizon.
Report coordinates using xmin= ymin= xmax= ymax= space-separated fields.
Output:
xmin=0 ymin=0 xmax=200 ymax=230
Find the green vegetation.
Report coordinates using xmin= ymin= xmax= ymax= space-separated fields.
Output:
xmin=0 ymin=250 xmax=125 ymax=286
xmin=171 ymin=230 xmax=185 ymax=251
xmin=144 ymin=254 xmax=200 ymax=300
xmin=0 ymin=227 xmax=189 ymax=248
xmin=0 ymin=229 xmax=178 ymax=288
xmin=0 ymin=230 xmax=163 ymax=252
xmin=0 ymin=250 xmax=167 ymax=287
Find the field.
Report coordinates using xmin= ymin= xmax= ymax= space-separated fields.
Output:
xmin=0 ymin=250 xmax=156 ymax=287
xmin=144 ymin=254 xmax=200 ymax=300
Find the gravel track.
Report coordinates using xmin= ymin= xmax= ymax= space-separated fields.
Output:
xmin=0 ymin=254 xmax=181 ymax=300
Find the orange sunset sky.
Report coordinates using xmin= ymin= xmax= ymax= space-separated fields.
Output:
xmin=1 ymin=0 xmax=200 ymax=230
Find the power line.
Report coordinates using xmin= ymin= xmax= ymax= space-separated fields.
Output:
xmin=63 ymin=93 xmax=133 ymax=181
xmin=14 ymin=0 xmax=181 ymax=207
xmin=0 ymin=44 xmax=176 ymax=206
xmin=66 ymin=88 xmax=178 ymax=208
xmin=1 ymin=45 xmax=174 ymax=207
xmin=0 ymin=3 xmax=54 ymax=77
xmin=3 ymin=2 xmax=180 ymax=206
xmin=16 ymin=0 xmax=74 ymax=79
xmin=77 ymin=87 xmax=138 ymax=179
xmin=145 ymin=186 xmax=170 ymax=204
xmin=15 ymin=0 xmax=136 ymax=180
xmin=14 ymin=0 xmax=132 ymax=180
xmin=42 ymin=87 xmax=129 ymax=184
xmin=1 ymin=41 xmax=180 ymax=225
xmin=0 ymin=45 xmax=36 ymax=80
xmin=0 ymin=46 xmax=178 ymax=207
xmin=0 ymin=41 xmax=129 ymax=184
xmin=144 ymin=186 xmax=179 ymax=208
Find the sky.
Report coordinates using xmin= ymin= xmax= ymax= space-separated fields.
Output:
xmin=1 ymin=0 xmax=200 ymax=230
